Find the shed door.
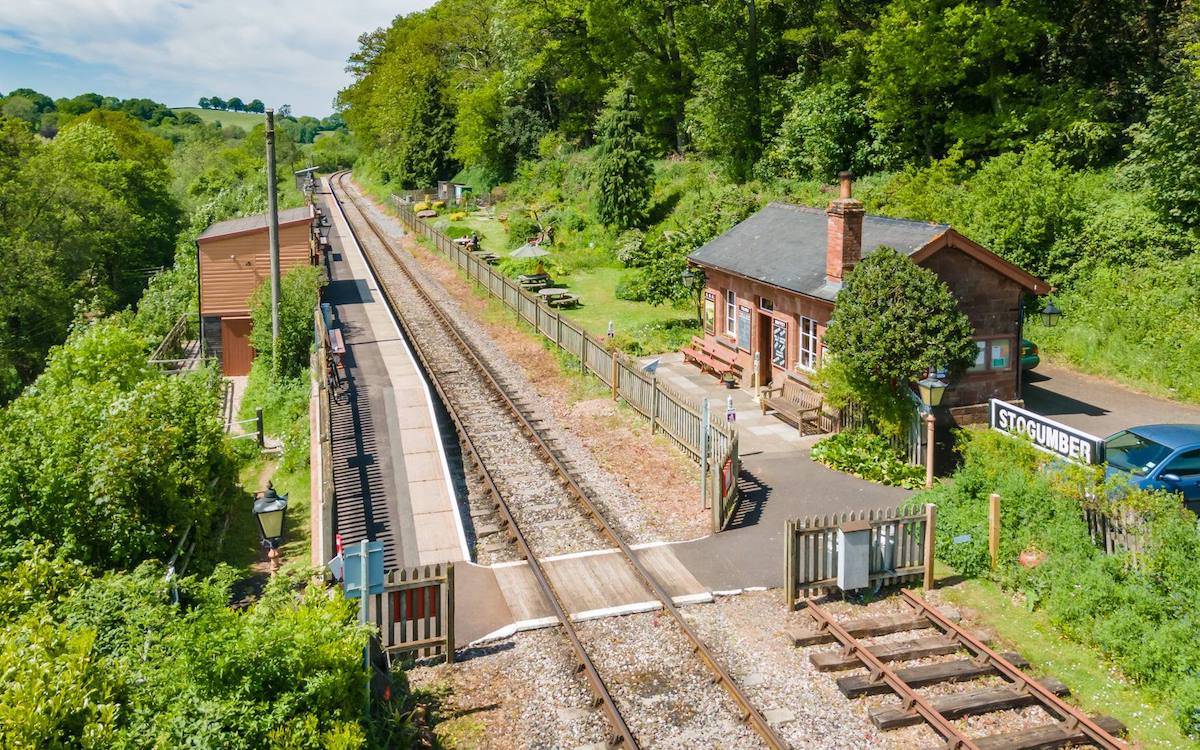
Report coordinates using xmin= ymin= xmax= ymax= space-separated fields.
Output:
xmin=221 ymin=317 xmax=254 ymax=376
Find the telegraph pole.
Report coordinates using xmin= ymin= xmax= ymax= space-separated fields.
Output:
xmin=265 ymin=109 xmax=281 ymax=353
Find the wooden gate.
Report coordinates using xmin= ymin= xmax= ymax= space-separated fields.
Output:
xmin=368 ymin=563 xmax=455 ymax=663
xmin=784 ymin=504 xmax=935 ymax=608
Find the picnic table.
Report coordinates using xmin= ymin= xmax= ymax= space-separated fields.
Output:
xmin=518 ymin=273 xmax=550 ymax=283
xmin=538 ymin=287 xmax=580 ymax=308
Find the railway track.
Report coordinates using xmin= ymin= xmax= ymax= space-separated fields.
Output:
xmin=795 ymin=590 xmax=1128 ymax=750
xmin=327 ymin=171 xmax=788 ymax=749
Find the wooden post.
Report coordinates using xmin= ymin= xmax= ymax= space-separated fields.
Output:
xmin=651 ymin=378 xmax=659 ymax=434
xmin=988 ymin=493 xmax=1000 ymax=569
xmin=610 ymin=352 xmax=619 ymax=400
xmin=785 ymin=519 xmax=796 ymax=611
xmin=924 ymin=413 xmax=936 ymax=489
xmin=445 ymin=563 xmax=455 ymax=665
xmin=922 ymin=503 xmax=937 ymax=590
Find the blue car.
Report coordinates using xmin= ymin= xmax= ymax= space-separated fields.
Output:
xmin=1104 ymin=424 xmax=1200 ymax=514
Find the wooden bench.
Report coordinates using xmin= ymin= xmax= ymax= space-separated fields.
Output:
xmin=548 ymin=293 xmax=579 ymax=308
xmin=681 ymin=336 xmax=743 ymax=381
xmin=761 ymin=378 xmax=824 ymax=436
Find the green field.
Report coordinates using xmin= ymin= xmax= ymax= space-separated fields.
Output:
xmin=172 ymin=107 xmax=266 ymax=129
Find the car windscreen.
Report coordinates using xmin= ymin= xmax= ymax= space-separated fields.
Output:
xmin=1105 ymin=430 xmax=1173 ymax=477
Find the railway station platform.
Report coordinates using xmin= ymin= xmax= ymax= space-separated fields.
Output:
xmin=318 ymin=181 xmax=469 ymax=570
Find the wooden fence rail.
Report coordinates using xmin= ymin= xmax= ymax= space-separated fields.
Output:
xmin=368 ymin=563 xmax=455 ymax=663
xmin=1084 ymin=505 xmax=1147 ymax=564
xmin=784 ymin=504 xmax=935 ymax=608
xmin=390 ymin=197 xmax=739 ymax=531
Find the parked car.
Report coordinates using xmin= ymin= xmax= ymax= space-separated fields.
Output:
xmin=1020 ymin=339 xmax=1039 ymax=371
xmin=1104 ymin=424 xmax=1200 ymax=513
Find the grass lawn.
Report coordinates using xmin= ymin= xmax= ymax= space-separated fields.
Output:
xmin=456 ymin=214 xmax=698 ymax=354
xmin=936 ymin=573 xmax=1197 ymax=750
xmin=172 ymin=107 xmax=266 ymax=129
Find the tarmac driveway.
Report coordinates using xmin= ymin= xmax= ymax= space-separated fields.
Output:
xmin=1022 ymin=362 xmax=1200 ymax=438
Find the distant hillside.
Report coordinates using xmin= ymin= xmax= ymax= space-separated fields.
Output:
xmin=172 ymin=107 xmax=264 ymax=129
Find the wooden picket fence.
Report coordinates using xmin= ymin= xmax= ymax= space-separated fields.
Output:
xmin=833 ymin=394 xmax=926 ymax=468
xmin=784 ymin=504 xmax=936 ymax=608
xmin=392 ymin=198 xmax=740 ymax=531
xmin=368 ymin=563 xmax=455 ymax=663
xmin=1084 ymin=505 xmax=1147 ymax=565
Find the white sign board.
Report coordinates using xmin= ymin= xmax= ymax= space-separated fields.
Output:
xmin=989 ymin=399 xmax=1105 ymax=465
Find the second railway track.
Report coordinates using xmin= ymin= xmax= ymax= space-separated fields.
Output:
xmin=328 ymin=171 xmax=788 ymax=749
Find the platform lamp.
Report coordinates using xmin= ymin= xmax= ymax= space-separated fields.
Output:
xmin=680 ymin=266 xmax=703 ymax=324
xmin=1039 ymin=300 xmax=1062 ymax=328
xmin=253 ymin=483 xmax=289 ymax=574
xmin=917 ymin=375 xmax=948 ymax=489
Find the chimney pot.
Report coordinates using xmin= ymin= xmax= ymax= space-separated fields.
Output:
xmin=838 ymin=171 xmax=854 ymax=199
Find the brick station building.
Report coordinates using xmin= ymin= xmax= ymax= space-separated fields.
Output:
xmin=686 ymin=174 xmax=1049 ymax=421
xmin=197 ymin=205 xmax=318 ymax=376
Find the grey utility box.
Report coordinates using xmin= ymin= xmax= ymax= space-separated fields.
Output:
xmin=837 ymin=520 xmax=872 ymax=592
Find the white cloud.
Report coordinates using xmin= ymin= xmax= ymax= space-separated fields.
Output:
xmin=0 ymin=0 xmax=433 ymax=115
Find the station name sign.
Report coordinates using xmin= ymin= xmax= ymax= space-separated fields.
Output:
xmin=989 ymin=399 xmax=1104 ymax=465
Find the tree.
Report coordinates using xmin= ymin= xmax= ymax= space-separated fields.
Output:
xmin=246 ymin=98 xmax=265 ymax=113
xmin=227 ymin=96 xmax=245 ymax=112
xmin=0 ymin=96 xmax=38 ymax=130
xmin=822 ymin=247 xmax=977 ymax=393
xmin=593 ymin=84 xmax=653 ymax=228
xmin=208 ymin=96 xmax=225 ymax=110
xmin=759 ymin=80 xmax=873 ymax=182
xmin=685 ymin=50 xmax=758 ymax=181
xmin=277 ymin=104 xmax=292 ymax=118
xmin=198 ymin=97 xmax=211 ymax=109
xmin=250 ymin=265 xmax=322 ymax=378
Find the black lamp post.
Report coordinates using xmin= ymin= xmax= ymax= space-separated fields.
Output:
xmin=253 ymin=483 xmax=289 ymax=571
xmin=680 ymin=266 xmax=703 ymax=324
xmin=1040 ymin=300 xmax=1062 ymax=328
xmin=317 ymin=222 xmax=331 ymax=242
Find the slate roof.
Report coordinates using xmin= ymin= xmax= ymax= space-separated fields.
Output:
xmin=688 ymin=202 xmax=950 ymax=301
xmin=198 ymin=206 xmax=313 ymax=242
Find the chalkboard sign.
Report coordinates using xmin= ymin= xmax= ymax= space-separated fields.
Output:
xmin=771 ymin=318 xmax=787 ymax=367
xmin=737 ymin=305 xmax=751 ymax=351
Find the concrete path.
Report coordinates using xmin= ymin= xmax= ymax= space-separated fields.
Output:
xmin=1023 ymin=362 xmax=1200 ymax=438
xmin=319 ymin=184 xmax=468 ymax=570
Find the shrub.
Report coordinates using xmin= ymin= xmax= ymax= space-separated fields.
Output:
xmin=811 ymin=429 xmax=925 ymax=489
xmin=249 ymin=265 xmax=322 ymax=379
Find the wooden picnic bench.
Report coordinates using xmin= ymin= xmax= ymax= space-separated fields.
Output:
xmin=681 ymin=336 xmax=743 ymax=381
xmin=548 ymin=293 xmax=579 ymax=308
xmin=761 ymin=378 xmax=824 ymax=436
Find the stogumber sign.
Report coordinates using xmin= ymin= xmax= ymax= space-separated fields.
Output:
xmin=989 ymin=399 xmax=1105 ymax=465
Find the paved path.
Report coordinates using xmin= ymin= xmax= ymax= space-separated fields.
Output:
xmin=319 ymin=184 xmax=468 ymax=570
xmin=1023 ymin=362 xmax=1200 ymax=438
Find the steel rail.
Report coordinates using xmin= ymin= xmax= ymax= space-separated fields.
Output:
xmin=900 ymin=589 xmax=1129 ymax=750
xmin=333 ymin=172 xmax=788 ymax=750
xmin=327 ymin=172 xmax=636 ymax=749
xmin=803 ymin=600 xmax=980 ymax=750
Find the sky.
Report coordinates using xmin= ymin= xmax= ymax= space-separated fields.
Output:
xmin=0 ymin=0 xmax=433 ymax=117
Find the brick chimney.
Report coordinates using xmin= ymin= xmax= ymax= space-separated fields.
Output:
xmin=826 ymin=171 xmax=864 ymax=286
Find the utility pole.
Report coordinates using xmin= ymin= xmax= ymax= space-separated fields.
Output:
xmin=265 ymin=109 xmax=281 ymax=355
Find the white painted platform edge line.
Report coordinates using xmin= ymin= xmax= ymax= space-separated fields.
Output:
xmin=712 ymin=588 xmax=744 ymax=597
xmin=334 ymin=176 xmax=471 ymax=564
xmin=744 ymin=586 xmax=768 ymax=592
xmin=489 ymin=559 xmax=528 ymax=569
xmin=466 ymin=615 xmax=561 ymax=646
xmin=571 ymin=601 xmax=662 ymax=621
xmin=672 ymin=592 xmax=714 ymax=605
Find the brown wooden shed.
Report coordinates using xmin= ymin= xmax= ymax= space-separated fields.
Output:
xmin=197 ymin=205 xmax=316 ymax=375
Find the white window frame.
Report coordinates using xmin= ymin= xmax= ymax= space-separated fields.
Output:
xmin=797 ymin=316 xmax=819 ymax=372
xmin=725 ymin=290 xmax=736 ymax=337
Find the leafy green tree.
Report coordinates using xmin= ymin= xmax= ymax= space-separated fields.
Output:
xmin=0 ymin=96 xmax=38 ymax=130
xmin=759 ymin=79 xmax=872 ymax=181
xmin=246 ymin=98 xmax=265 ymax=114
xmin=209 ymin=96 xmax=226 ymax=110
xmin=227 ymin=96 xmax=245 ymax=112
xmin=0 ymin=321 xmax=232 ymax=568
xmin=593 ymin=84 xmax=653 ymax=228
xmin=685 ymin=50 xmax=758 ymax=181
xmin=823 ymin=247 xmax=977 ymax=392
xmin=250 ymin=265 xmax=322 ymax=378
xmin=1126 ymin=64 xmax=1200 ymax=228
xmin=198 ymin=97 xmax=211 ymax=109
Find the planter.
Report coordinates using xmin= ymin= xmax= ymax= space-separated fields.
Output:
xmin=722 ymin=373 xmax=737 ymax=389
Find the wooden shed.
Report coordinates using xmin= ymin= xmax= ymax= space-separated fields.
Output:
xmin=197 ymin=205 xmax=316 ymax=375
